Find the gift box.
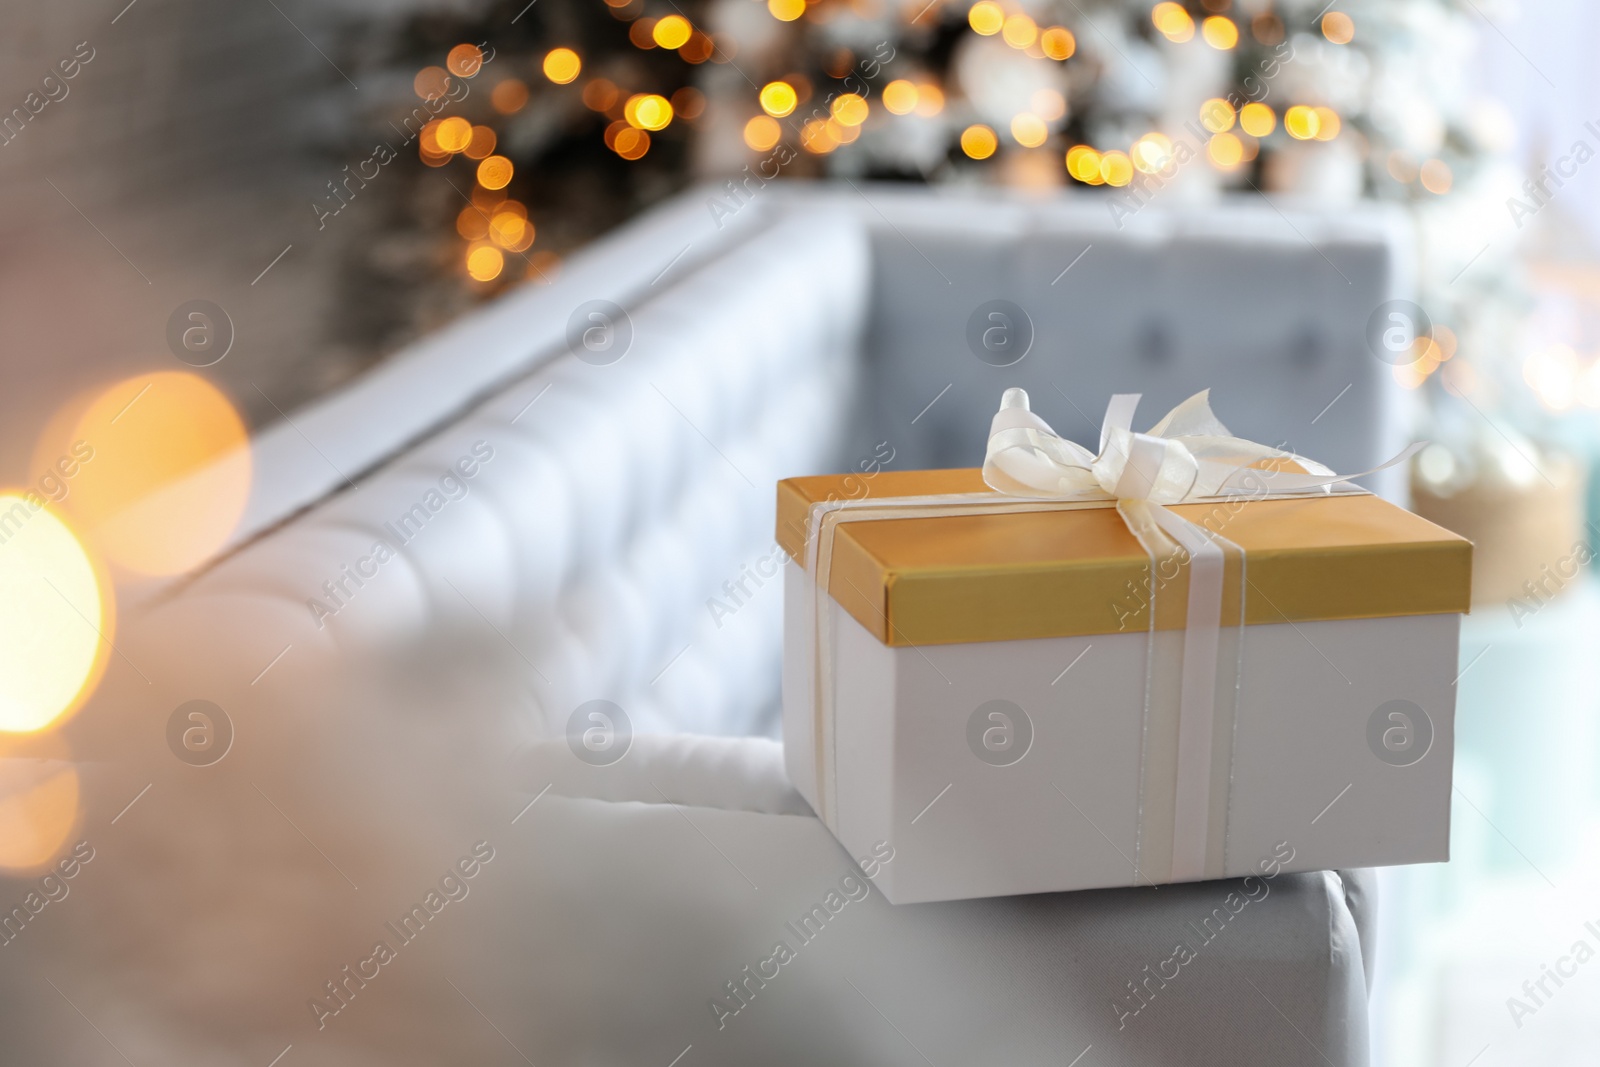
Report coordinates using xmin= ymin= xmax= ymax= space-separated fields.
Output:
xmin=779 ymin=389 xmax=1472 ymax=904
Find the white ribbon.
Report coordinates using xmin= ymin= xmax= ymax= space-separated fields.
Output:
xmin=802 ymin=388 xmax=1421 ymax=884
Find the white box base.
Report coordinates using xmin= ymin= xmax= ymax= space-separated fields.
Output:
xmin=782 ymin=561 xmax=1456 ymax=904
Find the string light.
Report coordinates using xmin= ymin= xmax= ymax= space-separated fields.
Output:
xmin=467 ymin=245 xmax=504 ymax=282
xmin=626 ymin=93 xmax=674 ymax=131
xmin=1066 ymin=145 xmax=1103 ymax=183
xmin=1284 ymin=105 xmax=1320 ymax=140
xmin=435 ymin=116 xmax=472 ymax=153
xmin=477 ymin=155 xmax=514 ymax=189
xmin=769 ymin=0 xmax=806 ymax=21
xmin=653 ymin=15 xmax=692 ymax=49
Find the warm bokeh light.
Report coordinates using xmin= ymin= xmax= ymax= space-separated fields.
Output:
xmin=1420 ymin=158 xmax=1453 ymax=194
xmin=1199 ymin=98 xmax=1235 ymax=133
xmin=1066 ymin=144 xmax=1103 ymax=183
xmin=968 ymin=1 xmax=1004 ymax=35
xmin=38 ymin=372 xmax=250 ymax=577
xmin=961 ymin=124 xmax=998 ymax=159
xmin=744 ymin=114 xmax=782 ymax=150
xmin=414 ymin=66 xmax=449 ymax=100
xmin=490 ymin=212 xmax=535 ymax=252
xmin=1031 ymin=88 xmax=1066 ymax=121
xmin=491 ymin=78 xmax=530 ymax=114
xmin=680 ymin=32 xmax=715 ymax=63
xmin=628 ymin=18 xmax=657 ymax=48
xmin=1322 ymin=11 xmax=1355 ymax=44
xmin=884 ymin=79 xmax=918 ymax=115
xmin=800 ymin=117 xmax=838 ymax=154
xmin=0 ymin=501 xmax=105 ymax=733
xmin=626 ymin=93 xmax=674 ymax=131
xmin=915 ymin=84 xmax=945 ymax=116
xmin=457 ymin=204 xmax=490 ymax=240
xmin=1201 ymin=15 xmax=1238 ymax=49
xmin=831 ymin=93 xmax=868 ymax=127
xmin=1040 ymin=26 xmax=1076 ymax=60
xmin=544 ymin=48 xmax=582 ymax=84
xmin=1002 ymin=14 xmax=1038 ymax=48
xmin=614 ymin=126 xmax=651 ymax=159
xmin=1239 ymin=102 xmax=1275 ymax=137
xmin=1252 ymin=11 xmax=1284 ymax=44
xmin=1152 ymin=2 xmax=1194 ymax=42
xmin=1312 ymin=107 xmax=1341 ymax=141
xmin=0 ymin=734 xmax=81 ymax=873
xmin=464 ymin=125 xmax=497 ymax=159
xmin=467 ymin=245 xmax=505 ymax=282
xmin=1132 ymin=132 xmax=1173 ymax=172
xmin=1098 ymin=149 xmax=1133 ymax=186
xmin=477 ymin=155 xmax=514 ymax=189
xmin=1010 ymin=113 xmax=1048 ymax=148
xmin=760 ymin=81 xmax=798 ymax=117
xmin=435 ymin=116 xmax=472 ymax=153
xmin=653 ymin=15 xmax=692 ymax=49
xmin=1208 ymin=131 xmax=1243 ymax=168
xmin=1284 ymin=105 xmax=1320 ymax=140
xmin=583 ymin=78 xmax=620 ymax=112
xmin=829 ymin=118 xmax=862 ymax=145
xmin=672 ymin=86 xmax=706 ymax=119
xmin=447 ymin=43 xmax=484 ymax=78
xmin=769 ymin=0 xmax=806 ymax=21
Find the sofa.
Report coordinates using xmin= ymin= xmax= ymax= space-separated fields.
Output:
xmin=3 ymin=183 xmax=1412 ymax=1064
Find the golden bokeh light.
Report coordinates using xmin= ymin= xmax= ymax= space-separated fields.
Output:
xmin=1201 ymin=15 xmax=1238 ymax=49
xmin=1284 ymin=105 xmax=1320 ymax=140
xmin=625 ymin=93 xmax=674 ymax=130
xmin=831 ymin=93 xmax=868 ymax=127
xmin=653 ymin=15 xmax=693 ymax=49
xmin=583 ymin=79 xmax=620 ymax=112
xmin=680 ymin=32 xmax=716 ymax=63
xmin=1098 ymin=149 xmax=1133 ymax=186
xmin=464 ymin=125 xmax=497 ymax=160
xmin=1208 ymin=131 xmax=1243 ymax=168
xmin=1041 ymin=26 xmax=1076 ymax=60
xmin=435 ymin=116 xmax=473 ymax=153
xmin=1002 ymin=13 xmax=1038 ymax=48
xmin=1322 ymin=11 xmax=1354 ymax=44
xmin=745 ymin=114 xmax=782 ymax=150
xmin=672 ymin=86 xmax=706 ymax=119
xmin=1239 ymin=102 xmax=1275 ymax=137
xmin=915 ymin=83 xmax=945 ymax=116
xmin=1312 ymin=107 xmax=1341 ymax=141
xmin=457 ymin=205 xmax=490 ymax=240
xmin=414 ymin=66 xmax=450 ymax=100
xmin=39 ymin=373 xmax=250 ymax=577
xmin=629 ymin=18 xmax=657 ymax=48
xmin=0 ymin=733 xmax=82 ymax=873
xmin=1132 ymin=132 xmax=1173 ymax=172
xmin=0 ymin=502 xmax=105 ymax=733
xmin=968 ymin=1 xmax=1005 ymax=35
xmin=447 ymin=43 xmax=484 ymax=78
xmin=800 ymin=117 xmax=838 ymax=154
xmin=491 ymin=78 xmax=530 ymax=114
xmin=1200 ymin=97 xmax=1235 ymax=133
xmin=760 ymin=81 xmax=798 ymax=117
xmin=961 ymin=124 xmax=998 ymax=159
xmin=614 ymin=126 xmax=651 ymax=159
xmin=829 ymin=118 xmax=862 ymax=145
xmin=543 ymin=48 xmax=582 ymax=84
xmin=1010 ymin=113 xmax=1048 ymax=148
xmin=769 ymin=0 xmax=806 ymax=21
xmin=1066 ymin=144 xmax=1103 ymax=183
xmin=467 ymin=245 xmax=505 ymax=282
xmin=884 ymin=79 xmax=919 ymax=115
xmin=477 ymin=155 xmax=514 ymax=189
xmin=490 ymin=212 xmax=535 ymax=252
xmin=1152 ymin=2 xmax=1194 ymax=42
